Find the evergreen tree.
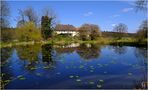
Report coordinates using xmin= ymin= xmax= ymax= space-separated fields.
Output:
xmin=41 ymin=16 xmax=53 ymax=40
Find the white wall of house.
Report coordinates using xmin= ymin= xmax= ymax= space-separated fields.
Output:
xmin=55 ymin=31 xmax=78 ymax=36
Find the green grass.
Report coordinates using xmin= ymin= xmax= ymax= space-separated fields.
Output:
xmin=0 ymin=37 xmax=147 ymax=48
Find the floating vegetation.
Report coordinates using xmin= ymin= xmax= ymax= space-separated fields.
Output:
xmin=69 ymin=75 xmax=74 ymax=78
xmin=90 ymin=66 xmax=94 ymax=68
xmin=1 ymin=73 xmax=5 ymax=77
xmin=97 ymin=84 xmax=102 ymax=88
xmin=43 ymin=66 xmax=50 ymax=69
xmin=79 ymin=65 xmax=84 ymax=68
xmin=69 ymin=75 xmax=80 ymax=79
xmin=17 ymin=75 xmax=26 ymax=80
xmin=99 ymin=80 xmax=104 ymax=83
xmin=75 ymin=75 xmax=79 ymax=78
xmin=17 ymin=75 xmax=23 ymax=78
xmin=19 ymin=77 xmax=26 ymax=80
xmin=30 ymin=67 xmax=37 ymax=70
xmin=97 ymin=64 xmax=103 ymax=67
xmin=89 ymin=81 xmax=95 ymax=85
xmin=128 ymin=73 xmax=132 ymax=76
xmin=4 ymin=80 xmax=10 ymax=83
xmin=90 ymin=70 xmax=94 ymax=72
xmin=73 ymin=66 xmax=76 ymax=68
xmin=65 ymin=66 xmax=69 ymax=69
xmin=97 ymin=79 xmax=104 ymax=88
xmin=35 ymin=61 xmax=38 ymax=64
xmin=36 ymin=73 xmax=42 ymax=76
xmin=76 ymin=79 xmax=81 ymax=82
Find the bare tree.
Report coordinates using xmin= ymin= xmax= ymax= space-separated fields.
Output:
xmin=16 ymin=9 xmax=26 ymax=27
xmin=79 ymin=24 xmax=101 ymax=40
xmin=135 ymin=0 xmax=147 ymax=12
xmin=0 ymin=0 xmax=10 ymax=29
xmin=78 ymin=24 xmax=92 ymax=40
xmin=16 ymin=7 xmax=39 ymax=27
xmin=24 ymin=7 xmax=38 ymax=25
xmin=113 ymin=23 xmax=128 ymax=39
xmin=42 ymin=7 xmax=57 ymax=28
xmin=136 ymin=20 xmax=148 ymax=41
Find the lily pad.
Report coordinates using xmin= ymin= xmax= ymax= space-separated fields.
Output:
xmin=43 ymin=66 xmax=50 ymax=69
xmin=19 ymin=77 xmax=26 ymax=80
xmin=17 ymin=75 xmax=26 ymax=80
xmin=97 ymin=84 xmax=102 ymax=88
xmin=99 ymin=80 xmax=104 ymax=83
xmin=76 ymin=79 xmax=81 ymax=82
xmin=90 ymin=70 xmax=94 ymax=72
xmin=79 ymin=65 xmax=84 ymax=68
xmin=69 ymin=75 xmax=74 ymax=78
xmin=4 ymin=80 xmax=10 ymax=83
xmin=128 ymin=73 xmax=132 ymax=76
xmin=17 ymin=75 xmax=23 ymax=78
xmin=89 ymin=81 xmax=95 ymax=84
xmin=75 ymin=75 xmax=79 ymax=78
xmin=36 ymin=73 xmax=42 ymax=76
xmin=30 ymin=67 xmax=37 ymax=70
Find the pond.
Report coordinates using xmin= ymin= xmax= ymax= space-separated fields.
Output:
xmin=1 ymin=43 xmax=147 ymax=89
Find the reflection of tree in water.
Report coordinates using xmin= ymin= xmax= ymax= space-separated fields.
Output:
xmin=15 ymin=44 xmax=41 ymax=69
xmin=135 ymin=47 xmax=147 ymax=61
xmin=134 ymin=47 xmax=147 ymax=89
xmin=112 ymin=46 xmax=127 ymax=55
xmin=134 ymin=47 xmax=147 ymax=71
xmin=1 ymin=47 xmax=13 ymax=64
xmin=1 ymin=47 xmax=14 ymax=89
xmin=55 ymin=47 xmax=76 ymax=54
xmin=76 ymin=44 xmax=101 ymax=60
xmin=42 ymin=44 xmax=54 ymax=65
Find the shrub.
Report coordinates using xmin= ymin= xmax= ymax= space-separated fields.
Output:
xmin=16 ymin=22 xmax=42 ymax=41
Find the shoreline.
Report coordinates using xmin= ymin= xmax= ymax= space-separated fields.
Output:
xmin=0 ymin=38 xmax=147 ymax=48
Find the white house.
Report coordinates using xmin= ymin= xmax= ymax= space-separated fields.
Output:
xmin=55 ymin=24 xmax=79 ymax=36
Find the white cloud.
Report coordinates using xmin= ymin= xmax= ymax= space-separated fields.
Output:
xmin=84 ymin=11 xmax=93 ymax=17
xmin=112 ymin=14 xmax=120 ymax=18
xmin=122 ymin=7 xmax=133 ymax=12
xmin=111 ymin=24 xmax=116 ymax=27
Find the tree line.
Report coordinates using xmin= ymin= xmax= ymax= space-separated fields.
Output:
xmin=0 ymin=0 xmax=147 ymax=43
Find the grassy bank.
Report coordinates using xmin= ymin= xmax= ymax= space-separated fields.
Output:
xmin=0 ymin=37 xmax=147 ymax=48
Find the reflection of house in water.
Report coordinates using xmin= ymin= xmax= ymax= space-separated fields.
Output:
xmin=54 ymin=43 xmax=101 ymax=60
xmin=76 ymin=44 xmax=101 ymax=60
xmin=54 ymin=43 xmax=79 ymax=54
xmin=55 ymin=24 xmax=79 ymax=36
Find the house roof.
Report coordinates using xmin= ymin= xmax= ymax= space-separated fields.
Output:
xmin=55 ymin=24 xmax=77 ymax=31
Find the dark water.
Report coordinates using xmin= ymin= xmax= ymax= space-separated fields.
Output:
xmin=1 ymin=43 xmax=147 ymax=89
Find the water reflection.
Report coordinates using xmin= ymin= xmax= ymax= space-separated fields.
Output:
xmin=134 ymin=47 xmax=147 ymax=89
xmin=1 ymin=47 xmax=13 ymax=64
xmin=112 ymin=46 xmax=127 ymax=55
xmin=16 ymin=45 xmax=41 ymax=61
xmin=1 ymin=43 xmax=147 ymax=89
xmin=76 ymin=44 xmax=101 ymax=60
xmin=42 ymin=44 xmax=54 ymax=65
xmin=15 ymin=45 xmax=41 ymax=70
xmin=55 ymin=46 xmax=76 ymax=54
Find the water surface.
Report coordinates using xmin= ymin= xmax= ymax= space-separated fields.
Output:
xmin=1 ymin=43 xmax=147 ymax=89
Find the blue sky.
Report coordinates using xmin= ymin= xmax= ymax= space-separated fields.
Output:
xmin=8 ymin=1 xmax=147 ymax=33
